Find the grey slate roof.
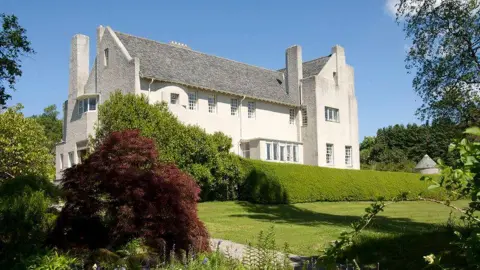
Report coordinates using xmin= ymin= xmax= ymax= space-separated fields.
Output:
xmin=302 ymin=56 xmax=330 ymax=78
xmin=115 ymin=31 xmax=299 ymax=106
xmin=277 ymin=56 xmax=330 ymax=79
xmin=415 ymin=154 xmax=438 ymax=169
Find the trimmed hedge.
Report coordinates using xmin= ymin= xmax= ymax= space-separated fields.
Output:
xmin=240 ymin=159 xmax=447 ymax=204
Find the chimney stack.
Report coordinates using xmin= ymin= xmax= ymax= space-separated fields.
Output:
xmin=285 ymin=45 xmax=303 ymax=96
xmin=69 ymin=34 xmax=89 ymax=98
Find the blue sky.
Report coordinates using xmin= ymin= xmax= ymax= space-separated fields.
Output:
xmin=2 ymin=0 xmax=420 ymax=140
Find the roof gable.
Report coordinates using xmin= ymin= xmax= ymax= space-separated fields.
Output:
xmin=115 ymin=31 xmax=299 ymax=105
xmin=415 ymin=154 xmax=438 ymax=169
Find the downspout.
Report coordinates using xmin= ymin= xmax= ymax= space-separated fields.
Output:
xmin=147 ymin=78 xmax=154 ymax=102
xmin=239 ymin=95 xmax=246 ymax=156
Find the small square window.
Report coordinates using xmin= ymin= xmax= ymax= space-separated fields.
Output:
xmin=188 ymin=92 xmax=197 ymax=110
xmin=104 ymin=48 xmax=109 ymax=67
xmin=208 ymin=95 xmax=216 ymax=113
xmin=301 ymin=108 xmax=308 ymax=126
xmin=325 ymin=107 xmax=340 ymax=122
xmin=248 ymin=101 xmax=256 ymax=119
xmin=326 ymin=143 xmax=334 ymax=165
xmin=231 ymin=99 xmax=238 ymax=116
xmin=170 ymin=93 xmax=179 ymax=104
xmin=289 ymin=109 xmax=295 ymax=124
xmin=345 ymin=146 xmax=352 ymax=166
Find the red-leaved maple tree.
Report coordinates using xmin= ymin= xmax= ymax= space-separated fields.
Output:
xmin=50 ymin=130 xmax=210 ymax=253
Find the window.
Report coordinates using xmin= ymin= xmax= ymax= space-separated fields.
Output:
xmin=170 ymin=93 xmax=179 ymax=104
xmin=188 ymin=92 xmax=197 ymax=110
xmin=286 ymin=145 xmax=291 ymax=161
xmin=68 ymin=152 xmax=74 ymax=168
xmin=231 ymin=99 xmax=238 ymax=116
xmin=273 ymin=143 xmax=279 ymax=160
xmin=104 ymin=48 xmax=109 ymax=67
xmin=326 ymin=143 xmax=334 ymax=165
xmin=266 ymin=143 xmax=271 ymax=160
xmin=208 ymin=95 xmax=216 ymax=113
xmin=325 ymin=107 xmax=340 ymax=122
xmin=302 ymin=108 xmax=308 ymax=126
xmin=289 ymin=109 xmax=295 ymax=124
xmin=89 ymin=97 xmax=97 ymax=111
xmin=77 ymin=149 xmax=87 ymax=164
xmin=280 ymin=145 xmax=285 ymax=161
xmin=345 ymin=146 xmax=352 ymax=166
xmin=248 ymin=101 xmax=256 ymax=118
xmin=78 ymin=99 xmax=84 ymax=114
xmin=78 ymin=97 xmax=98 ymax=114
xmin=59 ymin=154 xmax=64 ymax=169
xmin=293 ymin=145 xmax=298 ymax=162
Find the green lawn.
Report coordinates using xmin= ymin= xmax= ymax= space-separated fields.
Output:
xmin=198 ymin=200 xmax=469 ymax=256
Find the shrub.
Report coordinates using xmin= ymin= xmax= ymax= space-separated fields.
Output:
xmin=25 ymin=250 xmax=80 ymax=270
xmin=241 ymin=159 xmax=447 ymax=204
xmin=51 ymin=130 xmax=209 ymax=253
xmin=0 ymin=174 xmax=61 ymax=200
xmin=94 ymin=92 xmax=244 ymax=201
xmin=0 ymin=191 xmax=57 ymax=269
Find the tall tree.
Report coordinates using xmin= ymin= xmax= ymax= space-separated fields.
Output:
xmin=0 ymin=104 xmax=54 ymax=180
xmin=397 ymin=0 xmax=480 ymax=125
xmin=30 ymin=104 xmax=63 ymax=152
xmin=0 ymin=14 xmax=34 ymax=108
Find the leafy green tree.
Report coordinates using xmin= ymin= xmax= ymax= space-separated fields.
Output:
xmin=29 ymin=105 xmax=63 ymax=153
xmin=94 ymin=92 xmax=243 ymax=200
xmin=397 ymin=0 xmax=480 ymax=126
xmin=0 ymin=104 xmax=54 ymax=180
xmin=0 ymin=14 xmax=34 ymax=108
xmin=360 ymin=120 xmax=460 ymax=171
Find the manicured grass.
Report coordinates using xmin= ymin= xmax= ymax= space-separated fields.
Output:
xmin=198 ymin=200 xmax=469 ymax=256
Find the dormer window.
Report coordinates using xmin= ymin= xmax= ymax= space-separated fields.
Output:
xmin=104 ymin=48 xmax=109 ymax=67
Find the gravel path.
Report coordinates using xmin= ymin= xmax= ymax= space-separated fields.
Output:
xmin=209 ymin=238 xmax=315 ymax=269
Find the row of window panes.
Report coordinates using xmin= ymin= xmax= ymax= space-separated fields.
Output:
xmin=266 ymin=142 xmax=299 ymax=162
xmin=60 ymin=149 xmax=88 ymax=170
xmin=325 ymin=107 xmax=339 ymax=122
xmin=326 ymin=144 xmax=352 ymax=166
xmin=78 ymin=97 xmax=97 ymax=114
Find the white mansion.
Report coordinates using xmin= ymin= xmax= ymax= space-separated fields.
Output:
xmin=55 ymin=26 xmax=360 ymax=179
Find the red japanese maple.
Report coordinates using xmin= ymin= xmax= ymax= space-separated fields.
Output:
xmin=51 ymin=130 xmax=210 ymax=253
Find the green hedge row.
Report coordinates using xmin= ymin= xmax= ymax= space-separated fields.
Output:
xmin=240 ymin=159 xmax=446 ymax=204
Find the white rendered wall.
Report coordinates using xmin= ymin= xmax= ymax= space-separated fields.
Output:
xmin=141 ymin=80 xmax=299 ymax=156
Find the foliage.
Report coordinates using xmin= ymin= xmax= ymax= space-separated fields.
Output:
xmin=51 ymin=129 xmax=210 ymax=254
xmin=242 ymin=226 xmax=291 ymax=270
xmin=421 ymin=127 xmax=480 ymax=269
xmin=396 ymin=0 xmax=480 ymax=125
xmin=360 ymin=121 xmax=460 ymax=171
xmin=241 ymin=159 xmax=446 ymax=204
xmin=94 ymin=91 xmax=244 ymax=201
xmin=0 ymin=174 xmax=61 ymax=200
xmin=0 ymin=191 xmax=58 ymax=269
xmin=30 ymin=105 xmax=63 ymax=153
xmin=0 ymin=104 xmax=54 ymax=180
xmin=25 ymin=250 xmax=80 ymax=270
xmin=0 ymin=13 xmax=34 ymax=108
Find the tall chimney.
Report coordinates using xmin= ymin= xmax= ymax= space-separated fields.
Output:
xmin=97 ymin=25 xmax=105 ymax=56
xmin=69 ymin=34 xmax=89 ymax=99
xmin=331 ymin=45 xmax=345 ymax=86
xmin=285 ymin=45 xmax=303 ymax=96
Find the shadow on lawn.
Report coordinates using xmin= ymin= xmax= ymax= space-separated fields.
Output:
xmin=233 ymin=201 xmax=445 ymax=234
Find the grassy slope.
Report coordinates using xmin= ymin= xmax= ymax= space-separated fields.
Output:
xmin=198 ymin=200 xmax=468 ymax=256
